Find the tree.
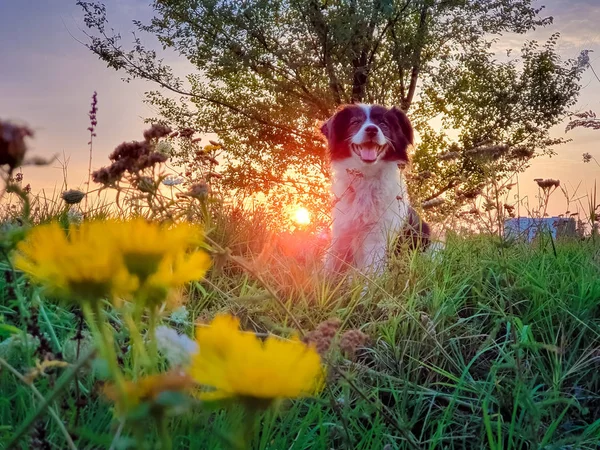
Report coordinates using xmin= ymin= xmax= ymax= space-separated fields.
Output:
xmin=78 ymin=0 xmax=586 ymax=226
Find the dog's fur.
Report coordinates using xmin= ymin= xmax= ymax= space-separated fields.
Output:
xmin=321 ymin=104 xmax=430 ymax=274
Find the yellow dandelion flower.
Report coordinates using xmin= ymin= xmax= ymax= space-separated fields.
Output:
xmin=136 ymin=244 xmax=211 ymax=307
xmin=103 ymin=370 xmax=194 ymax=411
xmin=188 ymin=315 xmax=325 ymax=403
xmin=106 ymin=218 xmax=204 ymax=282
xmin=150 ymin=250 xmax=212 ymax=287
xmin=14 ymin=222 xmax=136 ymax=302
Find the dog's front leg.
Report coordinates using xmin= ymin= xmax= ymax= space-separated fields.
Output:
xmin=358 ymin=231 xmax=388 ymax=276
xmin=324 ymin=235 xmax=353 ymax=274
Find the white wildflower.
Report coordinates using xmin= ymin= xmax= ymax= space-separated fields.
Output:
xmin=162 ymin=176 xmax=184 ymax=187
xmin=155 ymin=141 xmax=173 ymax=156
xmin=0 ymin=333 xmax=40 ymax=364
xmin=67 ymin=208 xmax=83 ymax=224
xmin=155 ymin=325 xmax=198 ymax=367
xmin=169 ymin=305 xmax=189 ymax=324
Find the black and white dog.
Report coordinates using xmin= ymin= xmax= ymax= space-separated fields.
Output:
xmin=320 ymin=104 xmax=431 ymax=275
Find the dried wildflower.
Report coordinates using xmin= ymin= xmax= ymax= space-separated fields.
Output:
xmin=189 ymin=315 xmax=324 ymax=402
xmin=439 ymin=151 xmax=460 ymax=161
xmin=61 ymin=189 xmax=85 ymax=205
xmin=466 ymin=144 xmax=509 ymax=160
xmin=155 ymin=325 xmax=198 ymax=367
xmin=24 ymin=358 xmax=70 ymax=384
xmin=422 ymin=198 xmax=444 ymax=209
xmin=143 ymin=124 xmax=172 ymax=141
xmin=23 ymin=183 xmax=31 ymax=193
xmin=92 ymin=167 xmax=119 ymax=185
xmin=191 ymin=137 xmax=202 ymax=144
xmin=103 ymin=370 xmax=194 ymax=412
xmin=303 ymin=318 xmax=341 ymax=356
xmin=535 ymin=178 xmax=560 ymax=190
xmin=203 ymin=144 xmax=221 ymax=153
xmin=15 ymin=172 xmax=23 ymax=182
xmin=0 ymin=120 xmax=33 ymax=172
xmin=583 ymin=152 xmax=593 ymax=163
xmin=511 ymin=146 xmax=535 ymax=160
xmin=110 ymin=141 xmax=149 ymax=163
xmin=339 ymin=329 xmax=369 ymax=359
xmin=177 ymin=182 xmax=209 ymax=200
xmin=179 ymin=128 xmax=195 ymax=139
xmin=140 ymin=152 xmax=168 ymax=169
xmin=87 ymin=91 xmax=98 ymax=140
xmin=94 ymin=137 xmax=169 ymax=186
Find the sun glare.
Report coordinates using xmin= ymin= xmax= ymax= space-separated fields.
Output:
xmin=294 ymin=207 xmax=311 ymax=225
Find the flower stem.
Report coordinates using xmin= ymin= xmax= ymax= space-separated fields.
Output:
xmin=158 ymin=415 xmax=172 ymax=450
xmin=82 ymin=301 xmax=127 ymax=401
xmin=124 ymin=307 xmax=150 ymax=373
xmin=147 ymin=305 xmax=159 ymax=372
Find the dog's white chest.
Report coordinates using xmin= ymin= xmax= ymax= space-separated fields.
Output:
xmin=331 ymin=161 xmax=409 ymax=231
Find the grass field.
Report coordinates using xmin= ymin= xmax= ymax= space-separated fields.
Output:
xmin=1 ymin=212 xmax=599 ymax=449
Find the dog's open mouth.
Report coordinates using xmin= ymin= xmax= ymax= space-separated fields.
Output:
xmin=352 ymin=143 xmax=385 ymax=163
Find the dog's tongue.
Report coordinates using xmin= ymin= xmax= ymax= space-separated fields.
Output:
xmin=360 ymin=148 xmax=378 ymax=161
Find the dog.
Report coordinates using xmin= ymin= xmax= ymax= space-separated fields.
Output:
xmin=320 ymin=103 xmax=431 ymax=275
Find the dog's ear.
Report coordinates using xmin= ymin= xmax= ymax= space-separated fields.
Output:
xmin=383 ymin=107 xmax=413 ymax=163
xmin=320 ymin=119 xmax=330 ymax=140
xmin=388 ymin=107 xmax=413 ymax=145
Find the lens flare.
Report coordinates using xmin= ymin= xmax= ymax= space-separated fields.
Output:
xmin=294 ymin=207 xmax=311 ymax=225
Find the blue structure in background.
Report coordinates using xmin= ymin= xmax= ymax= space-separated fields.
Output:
xmin=504 ymin=217 xmax=576 ymax=241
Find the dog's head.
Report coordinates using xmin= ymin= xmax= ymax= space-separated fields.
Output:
xmin=320 ymin=104 xmax=414 ymax=166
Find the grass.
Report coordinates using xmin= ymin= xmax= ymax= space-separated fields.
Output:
xmin=1 ymin=208 xmax=600 ymax=449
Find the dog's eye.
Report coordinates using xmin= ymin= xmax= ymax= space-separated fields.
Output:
xmin=379 ymin=122 xmax=389 ymax=131
xmin=349 ymin=118 xmax=362 ymax=126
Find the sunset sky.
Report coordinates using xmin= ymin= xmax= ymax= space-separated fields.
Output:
xmin=1 ymin=0 xmax=599 ymax=217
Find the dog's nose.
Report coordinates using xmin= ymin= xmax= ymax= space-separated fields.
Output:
xmin=364 ymin=125 xmax=378 ymax=137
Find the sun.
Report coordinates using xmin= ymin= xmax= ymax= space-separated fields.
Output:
xmin=293 ymin=207 xmax=311 ymax=225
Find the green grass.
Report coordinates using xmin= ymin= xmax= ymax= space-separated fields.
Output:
xmin=1 ymin=227 xmax=600 ymax=449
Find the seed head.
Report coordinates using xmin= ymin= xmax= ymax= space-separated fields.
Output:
xmin=339 ymin=329 xmax=369 ymax=359
xmin=303 ymin=318 xmax=341 ymax=356
xmin=535 ymin=178 xmax=560 ymax=190
xmin=61 ymin=189 xmax=86 ymax=205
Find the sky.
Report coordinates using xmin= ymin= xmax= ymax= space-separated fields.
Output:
xmin=0 ymin=0 xmax=599 ymax=217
